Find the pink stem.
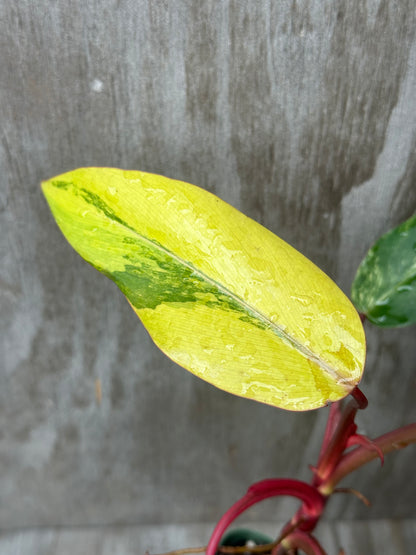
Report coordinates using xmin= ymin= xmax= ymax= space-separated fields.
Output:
xmin=321 ymin=423 xmax=416 ymax=493
xmin=283 ymin=531 xmax=327 ymax=555
xmin=205 ymin=480 xmax=325 ymax=555
xmin=313 ymin=389 xmax=368 ymax=485
xmin=346 ymin=434 xmax=384 ymax=465
xmin=313 ymin=400 xmax=358 ymax=484
xmin=317 ymin=402 xmax=342 ymax=466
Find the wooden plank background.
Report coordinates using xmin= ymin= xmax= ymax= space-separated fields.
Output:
xmin=1 ymin=0 xmax=416 ymax=537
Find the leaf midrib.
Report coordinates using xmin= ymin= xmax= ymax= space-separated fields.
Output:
xmin=78 ymin=185 xmax=354 ymax=389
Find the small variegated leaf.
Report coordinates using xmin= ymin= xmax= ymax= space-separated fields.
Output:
xmin=351 ymin=214 xmax=416 ymax=327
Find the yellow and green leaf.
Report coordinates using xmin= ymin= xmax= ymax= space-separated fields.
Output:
xmin=42 ymin=168 xmax=365 ymax=411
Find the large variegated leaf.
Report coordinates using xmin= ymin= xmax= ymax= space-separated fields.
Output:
xmin=42 ymin=168 xmax=365 ymax=411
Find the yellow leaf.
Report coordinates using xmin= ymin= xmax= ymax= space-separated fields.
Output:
xmin=42 ymin=168 xmax=365 ymax=411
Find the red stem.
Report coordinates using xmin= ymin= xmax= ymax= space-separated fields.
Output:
xmin=282 ymin=531 xmax=327 ymax=555
xmin=205 ymin=480 xmax=325 ymax=555
xmin=204 ymin=392 xmax=415 ymax=555
xmin=350 ymin=387 xmax=368 ymax=409
xmin=317 ymin=402 xmax=342 ymax=466
xmin=320 ymin=423 xmax=416 ymax=493
xmin=313 ymin=401 xmax=357 ymax=483
xmin=314 ymin=388 xmax=368 ymax=484
xmin=346 ymin=433 xmax=384 ymax=465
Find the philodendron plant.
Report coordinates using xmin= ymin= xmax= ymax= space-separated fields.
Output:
xmin=42 ymin=168 xmax=416 ymax=555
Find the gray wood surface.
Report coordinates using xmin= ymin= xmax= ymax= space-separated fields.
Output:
xmin=1 ymin=0 xmax=416 ymax=533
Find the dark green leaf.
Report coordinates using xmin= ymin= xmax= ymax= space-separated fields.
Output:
xmin=351 ymin=214 xmax=416 ymax=327
xmin=220 ymin=528 xmax=273 ymax=547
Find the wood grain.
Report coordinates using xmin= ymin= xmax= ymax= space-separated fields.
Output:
xmin=1 ymin=0 xmax=415 ymax=530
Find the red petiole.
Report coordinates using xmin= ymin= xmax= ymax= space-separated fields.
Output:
xmin=205 ymin=387 xmax=416 ymax=554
